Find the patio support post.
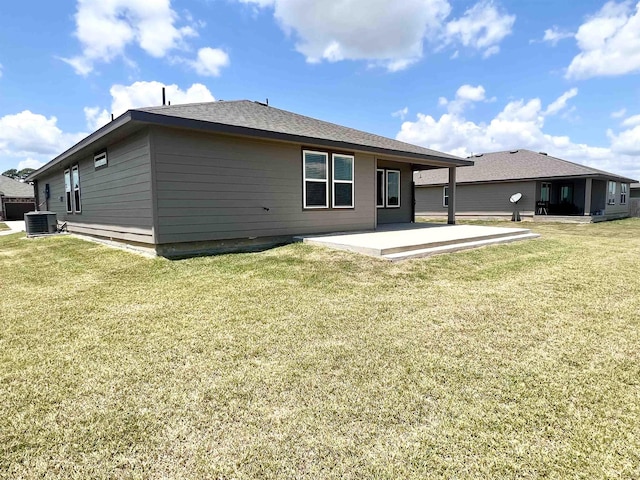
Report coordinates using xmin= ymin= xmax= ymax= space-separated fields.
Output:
xmin=448 ymin=167 xmax=456 ymax=225
xmin=584 ymin=178 xmax=592 ymax=216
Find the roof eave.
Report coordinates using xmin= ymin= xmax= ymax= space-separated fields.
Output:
xmin=132 ymin=110 xmax=472 ymax=167
xmin=26 ymin=112 xmax=136 ymax=181
xmin=416 ymin=172 xmax=638 ymax=187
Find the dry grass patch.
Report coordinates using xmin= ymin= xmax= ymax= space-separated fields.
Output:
xmin=1 ymin=220 xmax=640 ymax=479
xmin=0 ymin=222 xmax=9 ymax=231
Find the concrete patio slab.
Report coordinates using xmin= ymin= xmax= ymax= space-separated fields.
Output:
xmin=297 ymin=223 xmax=540 ymax=261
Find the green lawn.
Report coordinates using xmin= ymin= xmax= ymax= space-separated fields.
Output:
xmin=1 ymin=219 xmax=639 ymax=479
xmin=0 ymin=222 xmax=9 ymax=231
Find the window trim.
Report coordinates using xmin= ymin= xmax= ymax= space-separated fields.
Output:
xmin=303 ymin=150 xmax=329 ymax=209
xmin=621 ymin=183 xmax=628 ymax=205
xmin=385 ymin=169 xmax=401 ymax=208
xmin=331 ymin=153 xmax=354 ymax=209
xmin=94 ymin=149 xmax=108 ymax=169
xmin=72 ymin=164 xmax=81 ymax=213
xmin=443 ymin=186 xmax=449 ymax=207
xmin=376 ymin=169 xmax=385 ymax=208
xmin=64 ymin=168 xmax=72 ymax=213
xmin=608 ymin=181 xmax=616 ymax=205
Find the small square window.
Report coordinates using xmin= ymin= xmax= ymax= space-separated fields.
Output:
xmin=94 ymin=150 xmax=107 ymax=169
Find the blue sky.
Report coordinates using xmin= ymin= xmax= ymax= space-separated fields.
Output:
xmin=1 ymin=0 xmax=640 ymax=180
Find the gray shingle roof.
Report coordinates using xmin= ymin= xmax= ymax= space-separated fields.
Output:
xmin=137 ymin=100 xmax=465 ymax=162
xmin=0 ymin=175 xmax=35 ymax=197
xmin=414 ymin=149 xmax=637 ymax=185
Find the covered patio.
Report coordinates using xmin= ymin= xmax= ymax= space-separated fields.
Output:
xmin=297 ymin=223 xmax=539 ymax=261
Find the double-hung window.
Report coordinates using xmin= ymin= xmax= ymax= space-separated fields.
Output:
xmin=332 ymin=154 xmax=354 ymax=208
xmin=64 ymin=165 xmax=81 ymax=213
xmin=608 ymin=181 xmax=616 ymax=205
xmin=443 ymin=186 xmax=449 ymax=207
xmin=386 ymin=170 xmax=400 ymax=208
xmin=64 ymin=169 xmax=72 ymax=213
xmin=621 ymin=183 xmax=628 ymax=204
xmin=72 ymin=165 xmax=81 ymax=213
xmin=303 ymin=151 xmax=329 ymax=208
xmin=540 ymin=182 xmax=551 ymax=202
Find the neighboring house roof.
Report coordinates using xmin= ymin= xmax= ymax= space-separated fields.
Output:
xmin=631 ymin=183 xmax=640 ymax=189
xmin=0 ymin=175 xmax=35 ymax=197
xmin=28 ymin=100 xmax=471 ymax=181
xmin=414 ymin=149 xmax=637 ymax=186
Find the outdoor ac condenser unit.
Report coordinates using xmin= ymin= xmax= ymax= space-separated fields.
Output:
xmin=24 ymin=211 xmax=57 ymax=236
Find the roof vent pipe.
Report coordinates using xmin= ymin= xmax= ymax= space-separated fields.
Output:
xmin=510 ymin=150 xmax=518 ymax=154
xmin=162 ymin=87 xmax=166 ymax=106
xmin=539 ymin=152 xmax=547 ymax=155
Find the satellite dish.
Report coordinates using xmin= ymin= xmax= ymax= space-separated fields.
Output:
xmin=510 ymin=193 xmax=522 ymax=222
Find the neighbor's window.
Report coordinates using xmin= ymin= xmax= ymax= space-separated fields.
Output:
xmin=560 ymin=185 xmax=572 ymax=203
xmin=386 ymin=170 xmax=400 ymax=208
xmin=608 ymin=181 xmax=616 ymax=205
xmin=94 ymin=149 xmax=107 ymax=169
xmin=64 ymin=169 xmax=72 ymax=213
xmin=376 ymin=169 xmax=385 ymax=208
xmin=621 ymin=183 xmax=628 ymax=205
xmin=443 ymin=186 xmax=449 ymax=207
xmin=303 ymin=150 xmax=328 ymax=208
xmin=332 ymin=154 xmax=354 ymax=208
xmin=541 ymin=182 xmax=551 ymax=202
xmin=72 ymin=164 xmax=81 ymax=213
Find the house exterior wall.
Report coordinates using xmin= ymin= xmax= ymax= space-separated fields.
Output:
xmin=604 ymin=180 xmax=631 ymax=217
xmin=151 ymin=127 xmax=377 ymax=245
xmin=376 ymin=160 xmax=413 ymax=224
xmin=416 ymin=181 xmax=536 ymax=217
xmin=33 ymin=129 xmax=154 ymax=243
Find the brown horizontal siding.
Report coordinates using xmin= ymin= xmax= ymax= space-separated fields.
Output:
xmin=152 ymin=127 xmax=376 ymax=244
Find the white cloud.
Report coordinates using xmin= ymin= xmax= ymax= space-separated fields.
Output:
xmin=543 ymin=88 xmax=578 ymax=116
xmin=444 ymin=0 xmax=515 ymax=58
xmin=608 ymin=125 xmax=640 ymax=155
xmin=0 ymin=111 xmax=86 ymax=172
xmin=621 ymin=114 xmax=640 ymax=127
xmin=392 ymin=107 xmax=409 ymax=120
xmin=187 ymin=47 xmax=230 ymax=77
xmin=439 ymin=84 xmax=491 ymax=114
xmin=0 ymin=111 xmax=85 ymax=157
xmin=566 ymin=1 xmax=640 ymax=79
xmin=238 ymin=0 xmax=514 ymax=71
xmin=84 ymin=81 xmax=216 ymax=130
xmin=62 ymin=0 xmax=199 ymax=75
xmin=18 ymin=158 xmax=46 ymax=170
xmin=396 ymin=86 xmax=640 ymax=180
xmin=541 ymin=26 xmax=574 ymax=45
xmin=611 ymin=108 xmax=627 ymax=118
xmin=456 ymin=84 xmax=486 ymax=102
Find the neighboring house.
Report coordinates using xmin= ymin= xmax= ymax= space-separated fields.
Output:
xmin=26 ymin=100 xmax=471 ymax=256
xmin=414 ymin=150 xmax=637 ymax=222
xmin=630 ymin=183 xmax=640 ymax=217
xmin=0 ymin=175 xmax=35 ymax=221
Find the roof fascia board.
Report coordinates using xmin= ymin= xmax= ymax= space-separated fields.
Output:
xmin=132 ymin=110 xmax=473 ymax=167
xmin=26 ymin=112 xmax=135 ymax=181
